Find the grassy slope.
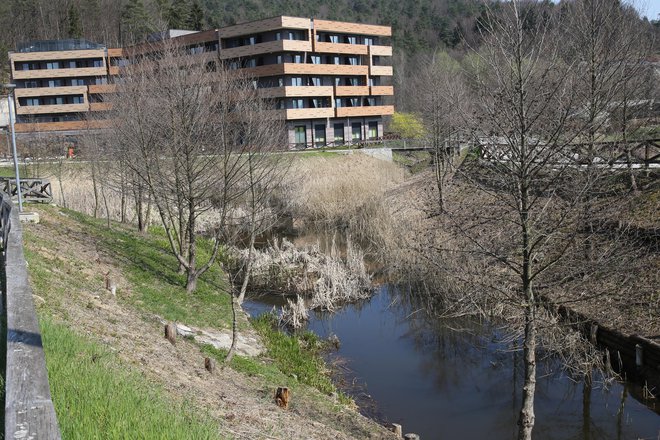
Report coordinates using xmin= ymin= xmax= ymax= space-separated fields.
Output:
xmin=21 ymin=205 xmax=373 ymax=438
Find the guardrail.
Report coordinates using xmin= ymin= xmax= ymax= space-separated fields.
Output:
xmin=0 ymin=192 xmax=61 ymax=439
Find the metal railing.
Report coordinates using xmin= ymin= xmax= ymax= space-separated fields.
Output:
xmin=0 ymin=191 xmax=61 ymax=439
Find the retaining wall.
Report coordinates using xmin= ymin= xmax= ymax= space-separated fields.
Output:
xmin=0 ymin=194 xmax=60 ymax=439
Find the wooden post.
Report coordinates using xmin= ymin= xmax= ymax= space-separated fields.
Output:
xmin=635 ymin=344 xmax=643 ymax=368
xmin=164 ymin=323 xmax=177 ymax=345
xmin=590 ymin=323 xmax=598 ymax=345
xmin=204 ymin=357 xmax=216 ymax=373
xmin=391 ymin=423 xmax=402 ymax=438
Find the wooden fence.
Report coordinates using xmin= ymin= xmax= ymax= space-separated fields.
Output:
xmin=0 ymin=192 xmax=61 ymax=439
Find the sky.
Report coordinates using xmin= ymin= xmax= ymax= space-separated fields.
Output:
xmin=631 ymin=0 xmax=660 ymax=20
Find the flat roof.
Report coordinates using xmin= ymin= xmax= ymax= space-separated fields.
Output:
xmin=15 ymin=39 xmax=106 ymax=53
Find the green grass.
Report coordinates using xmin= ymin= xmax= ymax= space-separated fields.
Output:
xmin=41 ymin=317 xmax=220 ymax=439
xmin=65 ymin=208 xmax=233 ymax=330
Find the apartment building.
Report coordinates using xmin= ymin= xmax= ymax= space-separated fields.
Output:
xmin=7 ymin=39 xmax=120 ymax=134
xmin=8 ymin=16 xmax=394 ymax=147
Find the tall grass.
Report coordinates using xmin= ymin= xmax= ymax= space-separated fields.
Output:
xmin=280 ymin=154 xmax=405 ymax=248
xmin=41 ymin=317 xmax=220 ymax=439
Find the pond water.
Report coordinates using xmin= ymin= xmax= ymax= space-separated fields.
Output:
xmin=244 ymin=284 xmax=660 ymax=439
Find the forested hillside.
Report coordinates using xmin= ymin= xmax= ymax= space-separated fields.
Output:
xmin=1 ymin=0 xmax=658 ymax=102
xmin=0 ymin=0 xmax=487 ymax=82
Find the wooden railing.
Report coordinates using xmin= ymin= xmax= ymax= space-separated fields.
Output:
xmin=0 ymin=192 xmax=61 ymax=439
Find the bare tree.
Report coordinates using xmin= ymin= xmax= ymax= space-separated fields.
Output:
xmin=412 ymin=51 xmax=469 ymax=212
xmin=448 ymin=3 xmax=589 ymax=438
xmin=109 ymin=41 xmax=284 ymax=293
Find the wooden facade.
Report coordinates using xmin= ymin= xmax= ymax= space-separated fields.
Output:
xmin=8 ymin=16 xmax=394 ymax=144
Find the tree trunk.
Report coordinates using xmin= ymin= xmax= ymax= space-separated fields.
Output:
xmin=225 ymin=294 xmax=239 ymax=363
xmin=517 ymin=300 xmax=537 ymax=440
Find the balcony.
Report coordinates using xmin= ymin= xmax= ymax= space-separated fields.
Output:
xmin=88 ymin=84 xmax=117 ymax=94
xmin=314 ymin=42 xmax=368 ymax=55
xmin=284 ymin=63 xmax=368 ymax=76
xmin=14 ymin=86 xmax=88 ymax=98
xmin=12 ymin=67 xmax=108 ymax=80
xmin=16 ymin=102 xmax=89 ymax=115
xmin=14 ymin=119 xmax=111 ymax=133
xmin=259 ymin=86 xmax=333 ymax=98
xmin=335 ymin=105 xmax=394 ymax=117
xmin=370 ymin=65 xmax=393 ymax=76
xmin=220 ymin=39 xmax=312 ymax=60
xmin=89 ymin=102 xmax=113 ymax=111
xmin=369 ymin=45 xmax=393 ymax=56
xmin=285 ymin=107 xmax=334 ymax=120
xmin=334 ymin=86 xmax=370 ymax=96
xmin=370 ymin=85 xmax=394 ymax=96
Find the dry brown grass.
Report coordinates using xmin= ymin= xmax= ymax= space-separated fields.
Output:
xmin=280 ymin=154 xmax=405 ymax=250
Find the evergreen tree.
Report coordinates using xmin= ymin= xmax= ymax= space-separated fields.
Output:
xmin=121 ymin=0 xmax=152 ymax=44
xmin=188 ymin=0 xmax=205 ymax=31
xmin=67 ymin=3 xmax=84 ymax=39
xmin=167 ymin=0 xmax=190 ymax=29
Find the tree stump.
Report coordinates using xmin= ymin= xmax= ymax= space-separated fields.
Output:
xmin=204 ymin=357 xmax=216 ymax=373
xmin=275 ymin=387 xmax=290 ymax=409
xmin=164 ymin=323 xmax=177 ymax=345
xmin=391 ymin=423 xmax=403 ymax=438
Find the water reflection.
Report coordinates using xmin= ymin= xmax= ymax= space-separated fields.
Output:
xmin=244 ymin=285 xmax=660 ymax=439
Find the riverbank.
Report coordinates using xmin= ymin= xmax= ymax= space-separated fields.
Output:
xmin=384 ymin=166 xmax=660 ymax=354
xmin=22 ymin=205 xmax=397 ymax=439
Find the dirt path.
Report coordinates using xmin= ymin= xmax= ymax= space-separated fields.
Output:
xmin=25 ymin=207 xmax=397 ymax=440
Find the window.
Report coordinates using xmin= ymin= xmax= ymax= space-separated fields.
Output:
xmin=68 ymin=61 xmax=77 ymax=68
xmin=335 ymin=98 xmax=342 ymax=108
xmin=293 ymin=54 xmax=303 ymax=63
xmin=329 ymin=35 xmax=339 ymax=43
xmin=364 ymin=37 xmax=374 ymax=46
xmin=365 ymin=97 xmax=376 ymax=106
xmin=25 ymin=98 xmax=40 ymax=106
xmin=291 ymin=77 xmax=303 ymax=86
xmin=309 ymin=55 xmax=321 ymax=64
xmin=368 ymin=121 xmax=378 ymax=139
xmin=294 ymin=126 xmax=306 ymax=145
xmin=25 ymin=81 xmax=38 ymax=88
xmin=314 ymin=124 xmax=326 ymax=146
xmin=291 ymin=98 xmax=304 ymax=109
xmin=309 ymin=77 xmax=321 ymax=86
xmin=275 ymin=32 xmax=281 ymax=41
xmin=352 ymin=123 xmax=362 ymax=141
xmin=278 ymin=77 xmax=284 ymax=87
xmin=346 ymin=56 xmax=359 ymax=66
xmin=48 ymin=79 xmax=62 ymax=87
xmin=345 ymin=36 xmax=357 ymax=45
xmin=276 ymin=55 xmax=283 ymax=64
xmin=46 ymin=61 xmax=60 ymax=69
xmin=334 ymin=123 xmax=344 ymax=143
xmin=349 ymin=98 xmax=359 ymax=107
xmin=72 ymin=96 xmax=84 ymax=104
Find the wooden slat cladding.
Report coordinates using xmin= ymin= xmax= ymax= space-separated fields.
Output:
xmin=370 ymin=65 xmax=393 ymax=76
xmin=88 ymin=84 xmax=116 ymax=94
xmin=14 ymin=86 xmax=88 ymax=97
xmin=220 ymin=40 xmax=312 ymax=60
xmin=313 ymin=19 xmax=391 ymax=37
xmin=314 ymin=42 xmax=369 ymax=55
xmin=12 ymin=67 xmax=108 ymax=80
xmin=89 ymin=102 xmax=113 ymax=111
xmin=369 ymin=45 xmax=392 ymax=56
xmin=285 ymin=63 xmax=369 ymax=75
xmin=335 ymin=86 xmax=370 ymax=96
xmin=219 ymin=16 xmax=310 ymax=39
xmin=258 ymin=86 xmax=334 ymax=98
xmin=10 ymin=49 xmax=106 ymax=62
xmin=336 ymin=105 xmax=394 ymax=117
xmin=370 ymin=85 xmax=394 ymax=96
xmin=286 ymin=108 xmax=334 ymax=119
xmin=14 ymin=119 xmax=111 ymax=132
xmin=16 ymin=103 xmax=89 ymax=115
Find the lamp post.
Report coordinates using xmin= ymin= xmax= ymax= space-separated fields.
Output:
xmin=2 ymin=83 xmax=23 ymax=212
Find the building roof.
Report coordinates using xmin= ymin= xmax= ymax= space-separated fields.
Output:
xmin=14 ymin=39 xmax=106 ymax=53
